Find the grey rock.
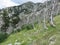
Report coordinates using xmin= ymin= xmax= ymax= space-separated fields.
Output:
xmin=0 ymin=1 xmax=60 ymax=34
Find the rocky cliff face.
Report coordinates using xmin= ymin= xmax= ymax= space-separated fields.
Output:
xmin=0 ymin=1 xmax=60 ymax=34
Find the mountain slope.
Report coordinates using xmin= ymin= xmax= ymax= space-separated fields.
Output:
xmin=0 ymin=15 xmax=60 ymax=45
xmin=0 ymin=0 xmax=60 ymax=34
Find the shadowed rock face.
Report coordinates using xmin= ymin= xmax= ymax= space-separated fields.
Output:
xmin=0 ymin=1 xmax=60 ymax=34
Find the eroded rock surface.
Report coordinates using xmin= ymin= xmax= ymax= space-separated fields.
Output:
xmin=0 ymin=0 xmax=60 ymax=34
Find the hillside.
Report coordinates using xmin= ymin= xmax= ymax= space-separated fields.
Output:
xmin=0 ymin=1 xmax=44 ymax=34
xmin=0 ymin=15 xmax=60 ymax=45
xmin=0 ymin=0 xmax=60 ymax=45
xmin=0 ymin=0 xmax=60 ymax=34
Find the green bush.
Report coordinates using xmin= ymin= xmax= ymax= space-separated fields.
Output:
xmin=21 ymin=24 xmax=33 ymax=30
xmin=0 ymin=33 xmax=8 ymax=43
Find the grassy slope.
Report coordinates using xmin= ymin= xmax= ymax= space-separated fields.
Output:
xmin=0 ymin=15 xmax=60 ymax=45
